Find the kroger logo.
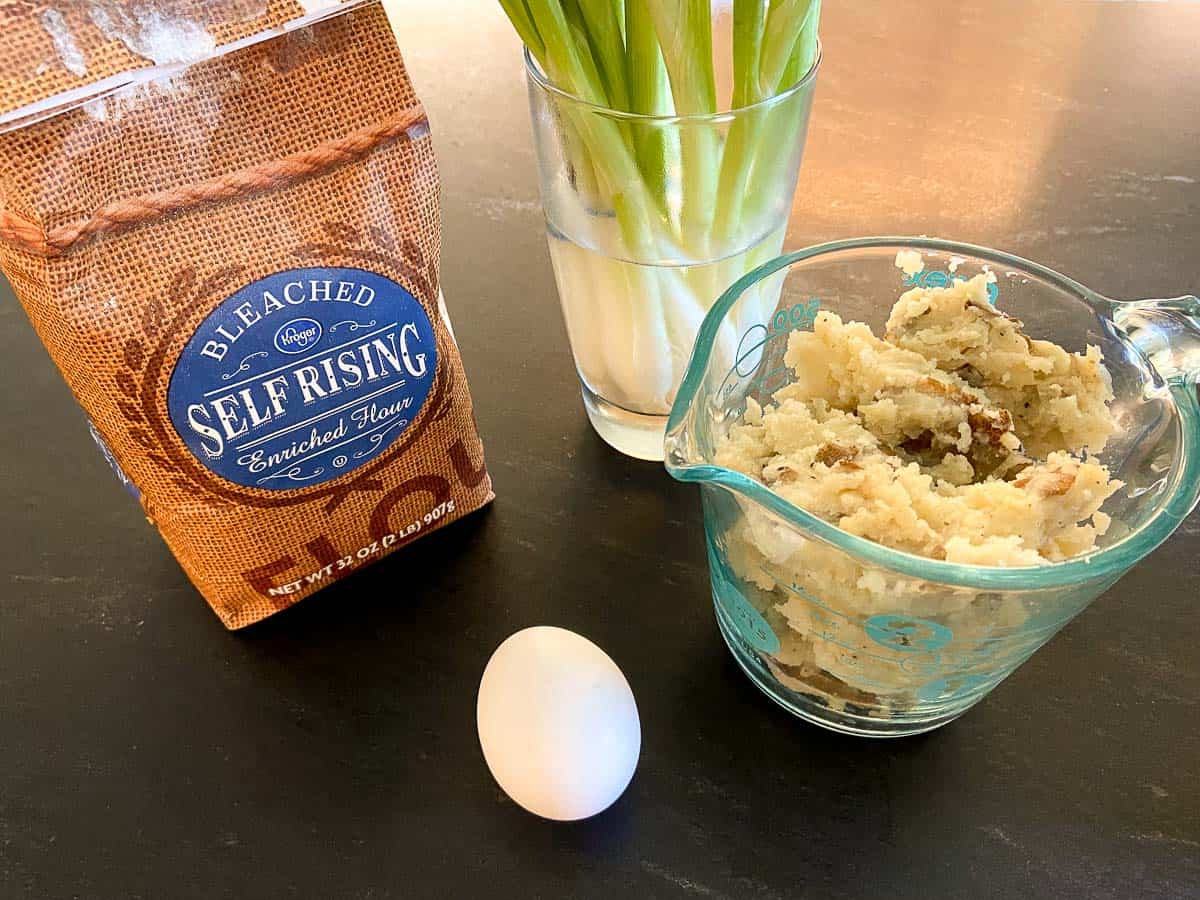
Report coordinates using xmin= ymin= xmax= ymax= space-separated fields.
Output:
xmin=903 ymin=269 xmax=999 ymax=303
xmin=273 ymin=317 xmax=323 ymax=355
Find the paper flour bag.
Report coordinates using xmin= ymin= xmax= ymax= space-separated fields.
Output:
xmin=0 ymin=0 xmax=493 ymax=628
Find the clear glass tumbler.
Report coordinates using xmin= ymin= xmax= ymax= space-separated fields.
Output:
xmin=525 ymin=47 xmax=819 ymax=460
xmin=666 ymin=238 xmax=1200 ymax=736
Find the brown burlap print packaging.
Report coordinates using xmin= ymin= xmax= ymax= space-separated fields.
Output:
xmin=0 ymin=1 xmax=493 ymax=628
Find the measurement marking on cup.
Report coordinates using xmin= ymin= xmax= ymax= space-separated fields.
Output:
xmin=916 ymin=673 xmax=991 ymax=702
xmin=864 ymin=615 xmax=953 ymax=653
xmin=766 ymin=569 xmax=963 ymax=671
xmin=718 ymin=582 xmax=780 ymax=654
xmin=719 ymin=300 xmax=822 ymax=398
xmin=818 ymin=631 xmax=917 ymax=666
xmin=767 ymin=569 xmax=851 ymax=620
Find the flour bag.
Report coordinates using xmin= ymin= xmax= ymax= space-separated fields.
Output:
xmin=0 ymin=0 xmax=493 ymax=628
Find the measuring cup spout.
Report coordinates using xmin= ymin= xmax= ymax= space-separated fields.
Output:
xmin=664 ymin=403 xmax=708 ymax=480
xmin=1109 ymin=294 xmax=1200 ymax=386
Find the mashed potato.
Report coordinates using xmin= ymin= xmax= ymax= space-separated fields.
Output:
xmin=714 ymin=274 xmax=1121 ymax=715
xmin=885 ymin=276 xmax=1116 ymax=456
xmin=718 ymin=396 xmax=1115 ymax=566
xmin=775 ymin=303 xmax=1029 ymax=481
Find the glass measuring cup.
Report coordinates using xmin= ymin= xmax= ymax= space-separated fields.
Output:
xmin=665 ymin=238 xmax=1200 ymax=737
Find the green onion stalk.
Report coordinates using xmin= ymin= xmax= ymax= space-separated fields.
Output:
xmin=508 ymin=0 xmax=821 ymax=416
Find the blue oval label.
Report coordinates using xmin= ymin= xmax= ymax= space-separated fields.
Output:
xmin=167 ymin=267 xmax=437 ymax=491
xmin=273 ymin=317 xmax=323 ymax=355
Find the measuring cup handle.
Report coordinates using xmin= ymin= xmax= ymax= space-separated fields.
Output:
xmin=1110 ymin=294 xmax=1200 ymax=386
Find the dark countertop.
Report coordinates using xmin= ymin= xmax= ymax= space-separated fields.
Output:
xmin=2 ymin=2 xmax=1198 ymax=898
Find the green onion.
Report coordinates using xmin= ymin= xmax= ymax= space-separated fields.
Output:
xmin=506 ymin=0 xmax=820 ymax=413
xmin=759 ymin=0 xmax=820 ymax=98
xmin=512 ymin=0 xmax=818 ymax=253
xmin=731 ymin=0 xmax=768 ymax=108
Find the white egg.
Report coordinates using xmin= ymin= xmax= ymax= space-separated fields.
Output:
xmin=476 ymin=626 xmax=640 ymax=822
